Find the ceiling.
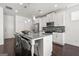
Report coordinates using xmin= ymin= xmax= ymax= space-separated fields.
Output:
xmin=0 ymin=3 xmax=78 ymax=18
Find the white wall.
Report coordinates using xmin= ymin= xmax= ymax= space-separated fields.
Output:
xmin=65 ymin=5 xmax=79 ymax=47
xmin=15 ymin=15 xmax=33 ymax=33
xmin=4 ymin=15 xmax=15 ymax=39
xmin=4 ymin=15 xmax=33 ymax=39
xmin=0 ymin=7 xmax=4 ymax=45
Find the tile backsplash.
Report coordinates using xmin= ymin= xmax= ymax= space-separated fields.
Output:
xmin=43 ymin=26 xmax=65 ymax=33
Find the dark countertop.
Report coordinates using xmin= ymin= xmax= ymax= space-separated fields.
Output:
xmin=21 ymin=32 xmax=52 ymax=40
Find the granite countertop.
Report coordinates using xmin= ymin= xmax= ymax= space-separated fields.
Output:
xmin=21 ymin=32 xmax=52 ymax=40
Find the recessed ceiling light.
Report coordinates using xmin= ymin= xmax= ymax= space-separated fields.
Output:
xmin=19 ymin=3 xmax=23 ymax=5
xmin=54 ymin=4 xmax=58 ymax=7
xmin=38 ymin=9 xmax=43 ymax=13
xmin=15 ymin=10 xmax=18 ymax=13
xmin=33 ymin=16 xmax=36 ymax=20
xmin=25 ymin=20 xmax=27 ymax=23
xmin=28 ymin=20 xmax=31 ymax=22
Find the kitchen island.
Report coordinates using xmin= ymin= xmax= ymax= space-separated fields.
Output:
xmin=21 ymin=32 xmax=53 ymax=56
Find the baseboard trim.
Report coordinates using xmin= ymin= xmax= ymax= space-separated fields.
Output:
xmin=53 ymin=41 xmax=65 ymax=45
xmin=65 ymin=43 xmax=79 ymax=48
xmin=53 ymin=42 xmax=64 ymax=47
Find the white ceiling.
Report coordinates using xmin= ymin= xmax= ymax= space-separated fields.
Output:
xmin=0 ymin=3 xmax=78 ymax=18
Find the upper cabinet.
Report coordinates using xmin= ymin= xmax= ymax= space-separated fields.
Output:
xmin=47 ymin=12 xmax=55 ymax=22
xmin=54 ymin=11 xmax=65 ymax=26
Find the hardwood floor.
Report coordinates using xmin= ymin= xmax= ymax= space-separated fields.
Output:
xmin=0 ymin=45 xmax=4 ymax=53
xmin=53 ymin=43 xmax=79 ymax=56
xmin=53 ymin=43 xmax=63 ymax=56
xmin=4 ymin=38 xmax=15 ymax=56
xmin=1 ymin=38 xmax=79 ymax=56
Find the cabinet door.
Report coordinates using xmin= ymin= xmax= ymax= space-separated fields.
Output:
xmin=53 ymin=33 xmax=64 ymax=45
xmin=47 ymin=12 xmax=55 ymax=22
xmin=54 ymin=11 xmax=65 ymax=26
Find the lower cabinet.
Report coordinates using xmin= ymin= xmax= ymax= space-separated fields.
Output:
xmin=53 ymin=33 xmax=65 ymax=45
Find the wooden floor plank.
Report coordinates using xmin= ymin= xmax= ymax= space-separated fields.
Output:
xmin=3 ymin=38 xmax=79 ymax=56
xmin=53 ymin=43 xmax=79 ymax=56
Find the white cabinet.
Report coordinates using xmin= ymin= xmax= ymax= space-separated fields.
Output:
xmin=53 ymin=11 xmax=65 ymax=45
xmin=53 ymin=33 xmax=64 ymax=45
xmin=54 ymin=11 xmax=65 ymax=26
xmin=47 ymin=12 xmax=55 ymax=22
